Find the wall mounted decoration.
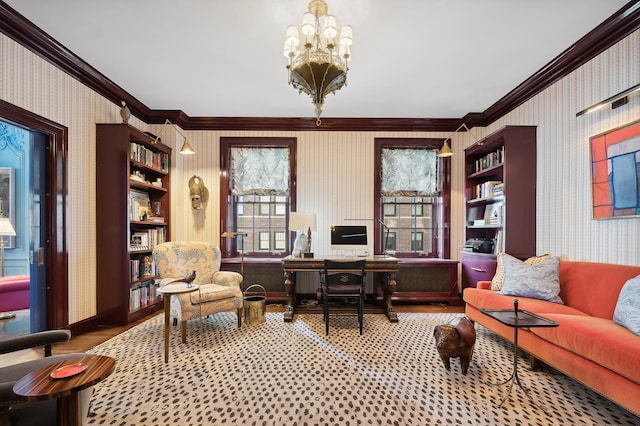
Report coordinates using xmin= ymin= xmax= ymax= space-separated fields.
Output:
xmin=188 ymin=175 xmax=205 ymax=210
xmin=0 ymin=167 xmax=15 ymax=248
xmin=590 ymin=119 xmax=640 ymax=220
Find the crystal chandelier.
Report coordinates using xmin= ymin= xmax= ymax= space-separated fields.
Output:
xmin=284 ymin=0 xmax=352 ymax=126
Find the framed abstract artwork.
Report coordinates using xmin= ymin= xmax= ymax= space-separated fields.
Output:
xmin=590 ymin=119 xmax=640 ymax=220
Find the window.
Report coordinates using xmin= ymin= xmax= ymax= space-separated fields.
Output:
xmin=274 ymin=231 xmax=286 ymax=251
xmin=220 ymin=138 xmax=297 ymax=257
xmin=374 ymin=139 xmax=451 ymax=258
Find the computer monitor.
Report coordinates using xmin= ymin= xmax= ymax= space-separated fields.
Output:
xmin=330 ymin=225 xmax=368 ymax=252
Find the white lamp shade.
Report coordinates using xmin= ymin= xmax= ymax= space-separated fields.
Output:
xmin=301 ymin=12 xmax=316 ymax=36
xmin=339 ymin=25 xmax=353 ymax=46
xmin=0 ymin=218 xmax=15 ymax=236
xmin=339 ymin=45 xmax=351 ymax=61
xmin=322 ymin=15 xmax=337 ymax=39
xmin=285 ymin=25 xmax=300 ymax=47
xmin=289 ymin=212 xmax=317 ymax=232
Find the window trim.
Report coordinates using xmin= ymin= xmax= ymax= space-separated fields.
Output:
xmin=374 ymin=138 xmax=451 ymax=258
xmin=220 ymin=137 xmax=297 ymax=258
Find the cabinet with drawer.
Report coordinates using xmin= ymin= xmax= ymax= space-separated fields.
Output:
xmin=461 ymin=252 xmax=497 ymax=289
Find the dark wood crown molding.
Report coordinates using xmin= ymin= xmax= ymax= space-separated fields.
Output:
xmin=1 ymin=0 xmax=639 ymax=132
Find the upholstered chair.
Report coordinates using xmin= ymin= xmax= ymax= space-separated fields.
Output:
xmin=152 ymin=241 xmax=243 ymax=343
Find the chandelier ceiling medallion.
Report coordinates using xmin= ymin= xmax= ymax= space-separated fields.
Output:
xmin=284 ymin=0 xmax=352 ymax=126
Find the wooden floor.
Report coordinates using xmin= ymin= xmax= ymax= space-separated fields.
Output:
xmin=54 ymin=303 xmax=464 ymax=355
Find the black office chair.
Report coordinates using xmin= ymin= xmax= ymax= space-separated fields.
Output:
xmin=320 ymin=259 xmax=366 ymax=335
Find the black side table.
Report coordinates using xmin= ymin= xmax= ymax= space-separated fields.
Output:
xmin=481 ymin=303 xmax=559 ymax=414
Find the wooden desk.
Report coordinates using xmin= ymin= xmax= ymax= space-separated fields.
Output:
xmin=13 ymin=354 xmax=115 ymax=426
xmin=282 ymin=255 xmax=400 ymax=323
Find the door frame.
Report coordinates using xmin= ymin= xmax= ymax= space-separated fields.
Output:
xmin=0 ymin=99 xmax=68 ymax=329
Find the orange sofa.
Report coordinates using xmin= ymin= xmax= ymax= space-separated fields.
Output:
xmin=0 ymin=274 xmax=30 ymax=311
xmin=464 ymin=260 xmax=640 ymax=416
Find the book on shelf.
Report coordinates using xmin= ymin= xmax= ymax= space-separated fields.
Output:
xmin=484 ymin=202 xmax=504 ymax=226
xmin=494 ymin=230 xmax=504 ymax=254
xmin=474 ymin=181 xmax=503 ymax=199
xmin=474 ymin=146 xmax=505 ymax=173
xmin=129 ymin=228 xmax=167 ymax=251
xmin=129 ymin=189 xmax=150 ymax=221
xmin=130 ymin=142 xmax=169 ymax=172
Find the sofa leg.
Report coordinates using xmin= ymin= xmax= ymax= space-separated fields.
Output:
xmin=181 ymin=321 xmax=187 ymax=343
xmin=529 ymin=354 xmax=540 ymax=371
xmin=237 ymin=308 xmax=242 ymax=328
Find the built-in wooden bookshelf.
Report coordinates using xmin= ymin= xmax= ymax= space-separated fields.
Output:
xmin=462 ymin=126 xmax=536 ymax=289
xmin=96 ymin=124 xmax=171 ymax=325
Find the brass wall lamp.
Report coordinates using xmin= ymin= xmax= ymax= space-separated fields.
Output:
xmin=153 ymin=119 xmax=196 ymax=155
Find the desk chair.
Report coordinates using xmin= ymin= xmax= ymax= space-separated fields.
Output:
xmin=320 ymin=259 xmax=366 ymax=335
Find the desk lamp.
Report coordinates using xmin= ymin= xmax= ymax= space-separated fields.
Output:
xmin=0 ymin=213 xmax=16 ymax=320
xmin=221 ymin=231 xmax=248 ymax=276
xmin=289 ymin=212 xmax=316 ymax=258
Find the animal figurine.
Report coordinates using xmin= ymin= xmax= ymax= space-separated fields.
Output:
xmin=120 ymin=101 xmax=130 ymax=124
xmin=182 ymin=270 xmax=196 ymax=287
xmin=434 ymin=316 xmax=476 ymax=375
xmin=188 ymin=175 xmax=205 ymax=209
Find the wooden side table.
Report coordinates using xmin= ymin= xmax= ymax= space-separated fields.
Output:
xmin=13 ymin=354 xmax=115 ymax=426
xmin=157 ymin=283 xmax=201 ymax=363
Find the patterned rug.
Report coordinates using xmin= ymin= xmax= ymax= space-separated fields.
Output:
xmin=86 ymin=312 xmax=639 ymax=425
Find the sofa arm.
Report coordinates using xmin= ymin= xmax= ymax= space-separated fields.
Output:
xmin=213 ymin=271 xmax=243 ymax=288
xmin=0 ymin=330 xmax=71 ymax=356
xmin=477 ymin=280 xmax=492 ymax=290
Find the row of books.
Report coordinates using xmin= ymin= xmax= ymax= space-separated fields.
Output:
xmin=472 ymin=180 xmax=504 ymax=199
xmin=129 ymin=279 xmax=161 ymax=312
xmin=130 ymin=142 xmax=169 ymax=172
xmin=130 ymin=256 xmax=157 ymax=281
xmin=475 ymin=146 xmax=505 ymax=173
xmin=129 ymin=228 xmax=167 ymax=251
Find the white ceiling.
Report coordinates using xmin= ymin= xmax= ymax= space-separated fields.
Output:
xmin=6 ymin=0 xmax=630 ymax=119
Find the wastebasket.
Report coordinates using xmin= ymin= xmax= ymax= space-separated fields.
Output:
xmin=243 ymin=284 xmax=266 ymax=324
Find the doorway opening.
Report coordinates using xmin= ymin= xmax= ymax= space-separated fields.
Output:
xmin=0 ymin=99 xmax=69 ymax=335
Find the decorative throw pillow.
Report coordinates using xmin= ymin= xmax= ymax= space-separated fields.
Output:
xmin=613 ymin=275 xmax=640 ymax=336
xmin=491 ymin=253 xmax=553 ymax=291
xmin=498 ymin=253 xmax=563 ymax=303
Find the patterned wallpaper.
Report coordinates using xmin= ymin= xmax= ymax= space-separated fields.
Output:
xmin=1 ymin=29 xmax=638 ymax=324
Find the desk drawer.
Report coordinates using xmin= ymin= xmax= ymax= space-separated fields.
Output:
xmin=461 ymin=252 xmax=496 ymax=289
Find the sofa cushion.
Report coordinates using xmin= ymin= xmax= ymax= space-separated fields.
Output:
xmin=491 ymin=253 xmax=552 ymax=291
xmin=530 ymin=314 xmax=640 ymax=385
xmin=613 ymin=275 xmax=640 ymax=336
xmin=498 ymin=254 xmax=563 ymax=303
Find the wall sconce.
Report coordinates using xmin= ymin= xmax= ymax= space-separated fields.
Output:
xmin=289 ymin=212 xmax=317 ymax=258
xmin=438 ymin=123 xmax=480 ymax=157
xmin=153 ymin=119 xmax=196 ymax=155
xmin=576 ymin=83 xmax=640 ymax=117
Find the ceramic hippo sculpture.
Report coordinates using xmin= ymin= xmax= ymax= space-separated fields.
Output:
xmin=434 ymin=316 xmax=476 ymax=375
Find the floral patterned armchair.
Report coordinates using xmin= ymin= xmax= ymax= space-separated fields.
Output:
xmin=152 ymin=241 xmax=243 ymax=343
